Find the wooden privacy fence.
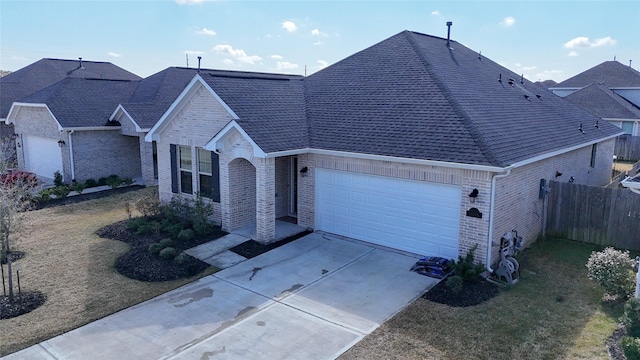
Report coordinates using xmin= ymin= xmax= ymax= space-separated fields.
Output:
xmin=546 ymin=180 xmax=640 ymax=250
xmin=615 ymin=135 xmax=640 ymax=161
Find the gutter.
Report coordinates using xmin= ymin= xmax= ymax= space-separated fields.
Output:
xmin=68 ymin=130 xmax=75 ymax=180
xmin=486 ymin=167 xmax=513 ymax=272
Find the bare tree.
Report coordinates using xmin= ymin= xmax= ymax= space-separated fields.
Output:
xmin=1 ymin=139 xmax=37 ymax=301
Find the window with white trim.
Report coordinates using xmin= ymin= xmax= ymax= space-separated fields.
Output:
xmin=179 ymin=146 xmax=193 ymax=194
xmin=198 ymin=148 xmax=213 ymax=198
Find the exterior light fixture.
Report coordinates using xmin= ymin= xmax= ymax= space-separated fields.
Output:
xmin=58 ymin=140 xmax=66 ymax=147
xmin=299 ymin=166 xmax=308 ymax=177
xmin=468 ymin=188 xmax=479 ymax=203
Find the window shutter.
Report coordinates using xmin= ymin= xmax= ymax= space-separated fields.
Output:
xmin=170 ymin=144 xmax=178 ymax=193
xmin=211 ymin=151 xmax=220 ymax=202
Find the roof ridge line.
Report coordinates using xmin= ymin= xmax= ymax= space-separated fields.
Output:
xmin=402 ymin=31 xmax=503 ymax=167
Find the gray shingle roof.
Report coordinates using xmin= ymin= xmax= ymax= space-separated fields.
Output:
xmin=19 ymin=77 xmax=139 ymax=128
xmin=564 ymin=83 xmax=640 ymax=120
xmin=304 ymin=31 xmax=621 ymax=167
xmin=201 ymin=72 xmax=307 ymax=153
xmin=553 ymin=61 xmax=640 ymax=88
xmin=0 ymin=58 xmax=141 ymax=119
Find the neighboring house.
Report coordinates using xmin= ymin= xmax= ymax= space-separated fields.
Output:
xmin=6 ymin=77 xmax=140 ymax=182
xmin=564 ymin=83 xmax=640 ymax=136
xmin=0 ymin=58 xmax=140 ymax=140
xmin=146 ymin=30 xmax=622 ymax=268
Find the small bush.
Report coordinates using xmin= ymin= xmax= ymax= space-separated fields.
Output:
xmin=38 ymin=188 xmax=52 ymax=202
xmin=159 ymin=238 xmax=173 ymax=248
xmin=105 ymin=175 xmax=122 ymax=189
xmin=98 ymin=177 xmax=108 ymax=186
xmin=53 ymin=170 xmax=64 ymax=187
xmin=85 ymin=178 xmax=98 ymax=188
xmin=71 ymin=181 xmax=86 ymax=194
xmin=51 ymin=185 xmax=71 ymax=199
xmin=164 ymin=223 xmax=185 ymax=239
xmin=623 ymin=298 xmax=640 ymax=337
xmin=135 ymin=192 xmax=160 ymax=217
xmin=177 ymin=229 xmax=195 ymax=242
xmin=622 ymin=336 xmax=640 ymax=360
xmin=174 ymin=252 xmax=189 ymax=265
xmin=126 ymin=217 xmax=146 ymax=230
xmin=159 ymin=247 xmax=177 ymax=260
xmin=122 ymin=178 xmax=134 ymax=186
xmin=445 ymin=275 xmax=464 ymax=294
xmin=450 ymin=244 xmax=486 ymax=282
xmin=586 ymin=247 xmax=635 ymax=299
xmin=149 ymin=243 xmax=163 ymax=255
xmin=135 ymin=221 xmax=158 ymax=235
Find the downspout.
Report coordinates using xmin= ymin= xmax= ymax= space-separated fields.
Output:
xmin=68 ymin=130 xmax=75 ymax=181
xmin=486 ymin=167 xmax=512 ymax=273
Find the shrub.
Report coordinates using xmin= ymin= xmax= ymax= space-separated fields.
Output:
xmin=159 ymin=238 xmax=173 ymax=248
xmin=126 ymin=217 xmax=146 ymax=230
xmin=122 ymin=178 xmax=134 ymax=186
xmin=177 ymin=229 xmax=195 ymax=242
xmin=53 ymin=170 xmax=64 ymax=187
xmin=135 ymin=221 xmax=158 ymax=235
xmin=161 ymin=196 xmax=193 ymax=224
xmin=105 ymin=175 xmax=122 ymax=189
xmin=622 ymin=336 xmax=640 ymax=360
xmin=38 ymin=188 xmax=52 ymax=202
xmin=98 ymin=177 xmax=108 ymax=186
xmin=0 ymin=170 xmax=38 ymax=189
xmin=445 ymin=275 xmax=464 ymax=293
xmin=135 ymin=192 xmax=160 ymax=217
xmin=159 ymin=247 xmax=177 ymax=260
xmin=623 ymin=297 xmax=640 ymax=337
xmin=450 ymin=244 xmax=486 ymax=282
xmin=192 ymin=194 xmax=214 ymax=236
xmin=51 ymin=185 xmax=71 ymax=199
xmin=174 ymin=252 xmax=189 ymax=265
xmin=85 ymin=178 xmax=98 ymax=188
xmin=586 ymin=247 xmax=635 ymax=299
xmin=71 ymin=181 xmax=86 ymax=194
xmin=164 ymin=223 xmax=185 ymax=239
xmin=149 ymin=243 xmax=163 ymax=255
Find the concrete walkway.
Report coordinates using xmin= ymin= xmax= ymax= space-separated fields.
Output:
xmin=3 ymin=233 xmax=438 ymax=360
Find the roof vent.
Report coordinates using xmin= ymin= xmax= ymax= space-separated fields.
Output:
xmin=508 ymin=78 xmax=515 ymax=86
xmin=498 ymin=74 xmax=502 ymax=83
xmin=578 ymin=123 xmax=584 ymax=134
xmin=78 ymin=57 xmax=84 ymax=69
xmin=536 ymin=94 xmax=542 ymax=99
xmin=197 ymin=56 xmax=202 ymax=73
xmin=446 ymin=21 xmax=453 ymax=48
xmin=524 ymin=94 xmax=530 ymax=101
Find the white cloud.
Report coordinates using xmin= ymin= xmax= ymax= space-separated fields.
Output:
xmin=107 ymin=52 xmax=122 ymax=58
xmin=176 ymin=0 xmax=214 ymax=4
xmin=213 ymin=44 xmax=262 ymax=64
xmin=431 ymin=10 xmax=440 ymax=15
xmin=534 ymin=69 xmax=563 ymax=81
xmin=500 ymin=16 xmax=515 ymax=27
xmin=271 ymin=54 xmax=283 ymax=60
xmin=282 ymin=21 xmax=298 ymax=32
xmin=185 ymin=50 xmax=205 ymax=55
xmin=222 ymin=59 xmax=234 ymax=66
xmin=568 ymin=51 xmax=579 ymax=57
xmin=276 ymin=61 xmax=299 ymax=70
xmin=196 ymin=27 xmax=216 ymax=36
xmin=311 ymin=29 xmax=320 ymax=35
xmin=564 ymin=36 xmax=617 ymax=49
xmin=317 ymin=60 xmax=329 ymax=69
xmin=313 ymin=41 xmax=324 ymax=46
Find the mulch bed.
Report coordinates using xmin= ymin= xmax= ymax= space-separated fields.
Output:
xmin=0 ymin=291 xmax=47 ymax=320
xmin=97 ymin=220 xmax=225 ymax=282
xmin=33 ymin=185 xmax=145 ymax=209
xmin=1 ymin=251 xmax=25 ymax=264
xmin=607 ymin=326 xmax=626 ymax=360
xmin=422 ymin=276 xmax=502 ymax=307
xmin=229 ymin=230 xmax=312 ymax=259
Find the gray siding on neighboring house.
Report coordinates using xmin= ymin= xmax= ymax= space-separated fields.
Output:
xmin=69 ymin=130 xmax=141 ymax=182
xmin=491 ymin=138 xmax=615 ymax=265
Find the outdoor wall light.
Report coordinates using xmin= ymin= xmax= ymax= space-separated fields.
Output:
xmin=10 ymin=133 xmax=18 ymax=139
xmin=57 ymin=140 xmax=66 ymax=147
xmin=468 ymin=188 xmax=479 ymax=203
xmin=299 ymin=166 xmax=308 ymax=177
xmin=555 ymin=171 xmax=563 ymax=178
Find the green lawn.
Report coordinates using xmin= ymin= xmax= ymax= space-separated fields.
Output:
xmin=341 ymin=238 xmax=625 ymax=360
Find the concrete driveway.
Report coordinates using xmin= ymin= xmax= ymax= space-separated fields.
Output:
xmin=4 ymin=232 xmax=438 ymax=360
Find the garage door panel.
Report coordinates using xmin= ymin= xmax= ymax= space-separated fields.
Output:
xmin=23 ymin=135 xmax=63 ymax=178
xmin=316 ymin=169 xmax=461 ymax=258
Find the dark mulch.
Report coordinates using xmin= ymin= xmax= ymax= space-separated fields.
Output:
xmin=1 ymin=251 xmax=25 ymax=264
xmin=422 ymin=276 xmax=502 ymax=307
xmin=33 ymin=185 xmax=145 ymax=209
xmin=97 ymin=220 xmax=225 ymax=282
xmin=607 ymin=326 xmax=626 ymax=360
xmin=0 ymin=291 xmax=47 ymax=320
xmin=229 ymin=230 xmax=312 ymax=259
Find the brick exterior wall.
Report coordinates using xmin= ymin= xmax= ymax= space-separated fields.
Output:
xmin=275 ymin=157 xmax=292 ymax=218
xmin=227 ymin=157 xmax=256 ymax=229
xmin=490 ymin=138 xmax=616 ymax=266
xmin=69 ymin=130 xmax=141 ymax=182
xmin=118 ymin=113 xmax=157 ymax=185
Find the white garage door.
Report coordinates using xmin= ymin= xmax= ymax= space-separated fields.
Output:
xmin=22 ymin=135 xmax=63 ymax=178
xmin=316 ymin=169 xmax=461 ymax=259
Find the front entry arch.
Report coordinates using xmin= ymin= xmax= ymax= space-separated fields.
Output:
xmin=227 ymin=157 xmax=256 ymax=230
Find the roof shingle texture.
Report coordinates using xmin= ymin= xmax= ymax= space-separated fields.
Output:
xmin=304 ymin=31 xmax=621 ymax=167
xmin=564 ymin=83 xmax=640 ymax=120
xmin=0 ymin=58 xmax=141 ymax=119
xmin=19 ymin=78 xmax=139 ymax=128
xmin=554 ymin=61 xmax=640 ymax=88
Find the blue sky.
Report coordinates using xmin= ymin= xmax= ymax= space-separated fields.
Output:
xmin=1 ymin=0 xmax=639 ymax=82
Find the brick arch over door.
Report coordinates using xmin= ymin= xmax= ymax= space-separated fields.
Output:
xmin=227 ymin=157 xmax=256 ymax=230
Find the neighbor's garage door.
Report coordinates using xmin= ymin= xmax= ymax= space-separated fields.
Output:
xmin=22 ymin=135 xmax=63 ymax=178
xmin=316 ymin=169 xmax=461 ymax=258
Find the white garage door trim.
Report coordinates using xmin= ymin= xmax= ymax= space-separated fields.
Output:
xmin=22 ymin=135 xmax=63 ymax=178
xmin=315 ymin=169 xmax=461 ymax=259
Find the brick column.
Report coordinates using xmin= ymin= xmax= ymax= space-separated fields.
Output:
xmin=139 ymin=137 xmax=155 ymax=185
xmin=219 ymin=153 xmax=232 ymax=233
xmin=255 ymin=157 xmax=276 ymax=243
